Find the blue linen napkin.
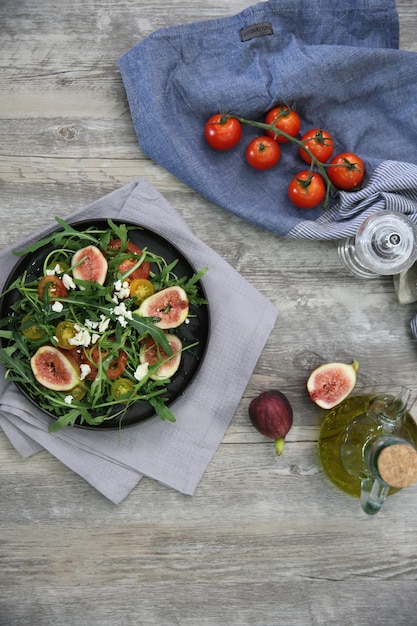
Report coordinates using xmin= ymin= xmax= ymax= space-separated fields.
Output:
xmin=118 ymin=0 xmax=417 ymax=240
xmin=0 ymin=180 xmax=278 ymax=503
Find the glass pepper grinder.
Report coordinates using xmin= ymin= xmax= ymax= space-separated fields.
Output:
xmin=338 ymin=210 xmax=417 ymax=279
xmin=339 ymin=387 xmax=417 ymax=515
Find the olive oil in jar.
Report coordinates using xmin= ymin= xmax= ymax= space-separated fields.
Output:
xmin=318 ymin=394 xmax=417 ymax=498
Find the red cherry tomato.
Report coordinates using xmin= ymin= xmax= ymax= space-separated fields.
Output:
xmin=204 ymin=113 xmax=242 ymax=151
xmin=327 ymin=152 xmax=365 ymax=190
xmin=105 ymin=350 xmax=128 ymax=380
xmin=82 ymin=346 xmax=128 ymax=381
xmin=288 ymin=170 xmax=326 ymax=209
xmin=265 ymin=105 xmax=301 ymax=143
xmin=298 ymin=128 xmax=334 ymax=164
xmin=246 ymin=136 xmax=281 ymax=170
xmin=37 ymin=275 xmax=67 ymax=300
xmin=108 ymin=239 xmax=151 ymax=280
xmin=108 ymin=239 xmax=142 ymax=255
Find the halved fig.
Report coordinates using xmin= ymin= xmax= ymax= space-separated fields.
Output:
xmin=72 ymin=245 xmax=108 ymax=285
xmin=136 ymin=286 xmax=189 ymax=329
xmin=139 ymin=334 xmax=182 ymax=381
xmin=307 ymin=360 xmax=359 ymax=409
xmin=30 ymin=345 xmax=80 ymax=391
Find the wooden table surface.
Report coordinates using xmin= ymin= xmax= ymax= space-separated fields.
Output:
xmin=2 ymin=2 xmax=417 ymax=625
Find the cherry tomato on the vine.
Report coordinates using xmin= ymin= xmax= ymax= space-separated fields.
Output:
xmin=298 ymin=128 xmax=334 ymax=164
xmin=327 ymin=152 xmax=365 ymax=190
xmin=265 ymin=105 xmax=301 ymax=143
xmin=288 ymin=171 xmax=326 ymax=209
xmin=204 ymin=114 xmax=242 ymax=151
xmin=246 ymin=136 xmax=281 ymax=170
xmin=37 ymin=275 xmax=67 ymax=300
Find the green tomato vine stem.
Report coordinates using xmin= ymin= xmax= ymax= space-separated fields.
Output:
xmin=223 ymin=113 xmax=338 ymax=209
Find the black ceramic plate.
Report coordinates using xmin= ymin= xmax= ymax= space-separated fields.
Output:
xmin=0 ymin=219 xmax=210 ymax=429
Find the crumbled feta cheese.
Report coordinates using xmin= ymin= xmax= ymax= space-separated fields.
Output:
xmin=84 ymin=319 xmax=99 ymax=330
xmin=62 ymin=274 xmax=77 ymax=290
xmin=91 ymin=333 xmax=100 ymax=344
xmin=134 ymin=363 xmax=149 ymax=381
xmin=112 ymin=302 xmax=132 ymax=319
xmin=113 ymin=280 xmax=130 ymax=300
xmin=80 ymin=363 xmax=91 ymax=381
xmin=98 ymin=316 xmax=110 ymax=333
xmin=51 ymin=301 xmax=64 ymax=313
xmin=64 ymin=395 xmax=73 ymax=405
xmin=46 ymin=264 xmax=61 ymax=276
xmin=68 ymin=326 xmax=91 ymax=347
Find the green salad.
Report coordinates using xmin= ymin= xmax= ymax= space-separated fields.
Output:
xmin=0 ymin=218 xmax=208 ymax=431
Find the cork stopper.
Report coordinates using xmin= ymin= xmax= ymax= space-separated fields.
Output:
xmin=377 ymin=444 xmax=417 ymax=489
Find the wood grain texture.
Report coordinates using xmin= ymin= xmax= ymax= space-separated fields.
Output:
xmin=1 ymin=2 xmax=417 ymax=625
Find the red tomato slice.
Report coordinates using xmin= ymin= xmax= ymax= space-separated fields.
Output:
xmin=37 ymin=275 xmax=67 ymax=300
xmin=108 ymin=239 xmax=151 ymax=280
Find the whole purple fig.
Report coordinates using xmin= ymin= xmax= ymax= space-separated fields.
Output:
xmin=248 ymin=390 xmax=293 ymax=456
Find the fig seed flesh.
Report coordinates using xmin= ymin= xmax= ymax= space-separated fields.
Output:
xmin=136 ymin=286 xmax=189 ymax=329
xmin=31 ymin=345 xmax=80 ymax=391
xmin=72 ymin=245 xmax=108 ymax=285
xmin=307 ymin=360 xmax=358 ymax=409
xmin=139 ymin=334 xmax=182 ymax=381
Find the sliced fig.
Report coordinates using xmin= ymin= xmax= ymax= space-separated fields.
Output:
xmin=136 ymin=286 xmax=189 ymax=329
xmin=72 ymin=245 xmax=108 ymax=285
xmin=139 ymin=334 xmax=182 ymax=381
xmin=249 ymin=390 xmax=294 ymax=456
xmin=30 ymin=345 xmax=80 ymax=391
xmin=307 ymin=360 xmax=359 ymax=409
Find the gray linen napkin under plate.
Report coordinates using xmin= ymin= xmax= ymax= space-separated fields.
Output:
xmin=0 ymin=180 xmax=278 ymax=504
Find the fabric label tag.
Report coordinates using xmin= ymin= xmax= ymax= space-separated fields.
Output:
xmin=240 ymin=22 xmax=274 ymax=42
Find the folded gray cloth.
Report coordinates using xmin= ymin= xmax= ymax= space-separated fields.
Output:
xmin=0 ymin=180 xmax=278 ymax=503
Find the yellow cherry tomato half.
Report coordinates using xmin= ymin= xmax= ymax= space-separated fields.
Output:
xmin=21 ymin=314 xmax=46 ymax=340
xmin=70 ymin=383 xmax=87 ymax=402
xmin=110 ymin=378 xmax=135 ymax=402
xmin=55 ymin=320 xmax=78 ymax=350
xmin=47 ymin=260 xmax=70 ymax=274
xmin=129 ymin=278 xmax=155 ymax=304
